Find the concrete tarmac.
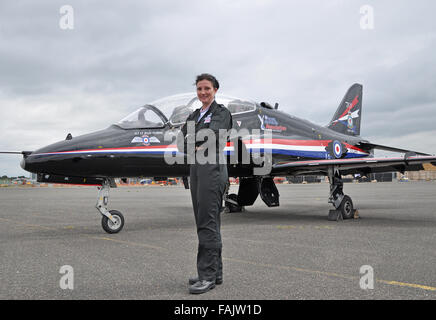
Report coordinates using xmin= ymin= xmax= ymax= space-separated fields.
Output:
xmin=1 ymin=181 xmax=435 ymax=300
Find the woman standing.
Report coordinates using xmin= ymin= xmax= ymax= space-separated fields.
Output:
xmin=179 ymin=73 xmax=232 ymax=294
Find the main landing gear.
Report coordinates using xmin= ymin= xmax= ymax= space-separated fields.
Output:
xmin=327 ymin=167 xmax=356 ymax=221
xmin=223 ymin=177 xmax=280 ymax=213
xmin=223 ymin=181 xmax=245 ymax=213
xmin=224 ymin=193 xmax=245 ymax=213
xmin=96 ymin=179 xmax=125 ymax=233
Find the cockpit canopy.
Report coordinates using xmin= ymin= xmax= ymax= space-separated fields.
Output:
xmin=115 ymin=93 xmax=256 ymax=129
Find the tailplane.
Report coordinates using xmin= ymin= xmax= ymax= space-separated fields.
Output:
xmin=327 ymin=83 xmax=363 ymax=136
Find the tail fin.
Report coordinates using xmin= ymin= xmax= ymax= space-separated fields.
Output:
xmin=327 ymin=83 xmax=363 ymax=136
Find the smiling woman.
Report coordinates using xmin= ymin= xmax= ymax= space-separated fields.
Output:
xmin=176 ymin=74 xmax=234 ymax=295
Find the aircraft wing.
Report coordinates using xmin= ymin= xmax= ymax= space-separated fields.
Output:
xmin=271 ymin=154 xmax=436 ymax=176
xmin=0 ymin=151 xmax=33 ymax=155
xmin=355 ymin=142 xmax=430 ymax=156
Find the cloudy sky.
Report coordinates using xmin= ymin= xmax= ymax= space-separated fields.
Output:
xmin=1 ymin=0 xmax=436 ymax=176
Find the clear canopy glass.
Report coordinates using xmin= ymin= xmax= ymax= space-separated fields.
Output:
xmin=115 ymin=93 xmax=257 ymax=129
xmin=116 ymin=106 xmax=165 ymax=129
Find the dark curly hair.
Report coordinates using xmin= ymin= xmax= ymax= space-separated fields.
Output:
xmin=195 ymin=73 xmax=219 ymax=90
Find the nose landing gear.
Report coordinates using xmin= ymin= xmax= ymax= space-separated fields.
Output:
xmin=96 ymin=179 xmax=125 ymax=233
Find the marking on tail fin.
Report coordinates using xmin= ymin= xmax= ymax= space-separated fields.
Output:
xmin=332 ymin=110 xmax=360 ymax=133
xmin=332 ymin=95 xmax=359 ymax=126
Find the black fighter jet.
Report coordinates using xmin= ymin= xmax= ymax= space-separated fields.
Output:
xmin=2 ymin=83 xmax=436 ymax=233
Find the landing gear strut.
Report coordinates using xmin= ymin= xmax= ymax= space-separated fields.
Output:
xmin=96 ymin=179 xmax=125 ymax=233
xmin=327 ymin=167 xmax=355 ymax=220
xmin=223 ymin=181 xmax=244 ymax=213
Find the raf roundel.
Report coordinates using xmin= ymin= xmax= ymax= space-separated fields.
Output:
xmin=333 ymin=140 xmax=342 ymax=158
xmin=142 ymin=135 xmax=150 ymax=146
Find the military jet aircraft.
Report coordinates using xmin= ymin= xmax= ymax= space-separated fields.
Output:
xmin=2 ymin=83 xmax=436 ymax=233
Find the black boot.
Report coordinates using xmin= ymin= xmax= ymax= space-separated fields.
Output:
xmin=189 ymin=280 xmax=216 ymax=294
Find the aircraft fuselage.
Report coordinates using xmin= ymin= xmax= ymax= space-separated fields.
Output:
xmin=21 ymin=104 xmax=370 ymax=179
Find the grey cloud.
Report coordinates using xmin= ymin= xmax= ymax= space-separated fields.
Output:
xmin=1 ymin=0 xmax=436 ymax=176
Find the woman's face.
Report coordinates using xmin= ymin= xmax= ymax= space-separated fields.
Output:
xmin=196 ymin=79 xmax=218 ymax=107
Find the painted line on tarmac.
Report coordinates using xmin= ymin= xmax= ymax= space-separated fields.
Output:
xmin=0 ymin=217 xmax=58 ymax=231
xmin=376 ymin=280 xmax=436 ymax=291
xmin=224 ymin=257 xmax=436 ymax=292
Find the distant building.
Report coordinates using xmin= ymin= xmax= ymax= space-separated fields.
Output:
xmin=404 ymin=163 xmax=436 ymax=181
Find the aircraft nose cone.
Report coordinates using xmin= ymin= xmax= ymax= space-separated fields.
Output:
xmin=20 ymin=157 xmax=26 ymax=170
xmin=20 ymin=152 xmax=34 ymax=172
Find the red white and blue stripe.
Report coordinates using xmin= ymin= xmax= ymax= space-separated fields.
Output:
xmin=30 ymin=139 xmax=369 ymax=160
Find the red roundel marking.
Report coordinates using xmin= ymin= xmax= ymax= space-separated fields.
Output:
xmin=333 ymin=141 xmax=342 ymax=158
xmin=142 ymin=135 xmax=150 ymax=146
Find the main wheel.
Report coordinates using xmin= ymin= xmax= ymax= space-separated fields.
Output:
xmin=101 ymin=210 xmax=125 ymax=234
xmin=339 ymin=195 xmax=354 ymax=219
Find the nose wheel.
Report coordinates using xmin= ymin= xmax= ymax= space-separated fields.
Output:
xmin=101 ymin=210 xmax=125 ymax=234
xmin=96 ymin=179 xmax=125 ymax=233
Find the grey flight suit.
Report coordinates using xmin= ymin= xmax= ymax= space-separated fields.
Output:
xmin=178 ymin=100 xmax=232 ymax=281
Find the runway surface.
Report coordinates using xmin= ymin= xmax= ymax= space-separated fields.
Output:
xmin=1 ymin=181 xmax=435 ymax=300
